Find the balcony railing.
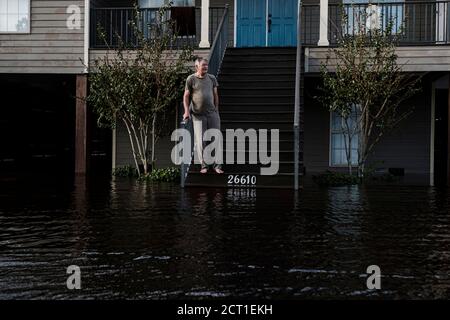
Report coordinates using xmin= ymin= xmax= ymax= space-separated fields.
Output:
xmin=90 ymin=6 xmax=227 ymax=49
xmin=302 ymin=1 xmax=450 ymax=46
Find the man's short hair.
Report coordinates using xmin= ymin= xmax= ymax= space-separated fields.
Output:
xmin=195 ymin=57 xmax=208 ymax=67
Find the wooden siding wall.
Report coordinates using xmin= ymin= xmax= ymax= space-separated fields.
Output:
xmin=303 ymin=79 xmax=432 ymax=182
xmin=89 ymin=49 xmax=209 ymax=69
xmin=306 ymin=46 xmax=450 ymax=72
xmin=116 ymin=122 xmax=177 ymax=169
xmin=0 ymin=0 xmax=86 ymax=74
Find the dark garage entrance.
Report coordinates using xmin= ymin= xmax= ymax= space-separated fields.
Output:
xmin=0 ymin=74 xmax=111 ymax=178
xmin=0 ymin=74 xmax=75 ymax=176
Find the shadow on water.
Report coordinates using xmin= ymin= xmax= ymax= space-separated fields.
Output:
xmin=0 ymin=174 xmax=449 ymax=299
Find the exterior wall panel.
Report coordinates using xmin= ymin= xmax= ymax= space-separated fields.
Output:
xmin=0 ymin=0 xmax=86 ymax=74
xmin=307 ymin=46 xmax=450 ymax=72
xmin=303 ymin=79 xmax=432 ymax=184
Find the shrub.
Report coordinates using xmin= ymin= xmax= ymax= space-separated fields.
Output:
xmin=139 ymin=167 xmax=181 ymax=183
xmin=112 ymin=165 xmax=138 ymax=177
xmin=312 ymin=170 xmax=360 ymax=186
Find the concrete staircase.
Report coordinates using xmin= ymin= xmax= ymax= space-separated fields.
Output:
xmin=184 ymin=47 xmax=304 ymax=189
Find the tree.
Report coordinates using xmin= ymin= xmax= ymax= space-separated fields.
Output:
xmin=87 ymin=2 xmax=194 ymax=177
xmin=318 ymin=8 xmax=421 ymax=178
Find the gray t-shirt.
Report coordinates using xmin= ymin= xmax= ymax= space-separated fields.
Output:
xmin=185 ymin=73 xmax=219 ymax=114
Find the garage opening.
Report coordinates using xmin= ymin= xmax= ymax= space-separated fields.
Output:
xmin=0 ymin=74 xmax=112 ymax=178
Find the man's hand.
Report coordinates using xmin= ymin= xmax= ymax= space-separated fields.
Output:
xmin=183 ymin=112 xmax=190 ymax=121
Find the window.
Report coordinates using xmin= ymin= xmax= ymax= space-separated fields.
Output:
xmin=139 ymin=0 xmax=194 ymax=9
xmin=330 ymin=108 xmax=360 ymax=167
xmin=139 ymin=0 xmax=196 ymax=37
xmin=343 ymin=0 xmax=403 ymax=35
xmin=0 ymin=0 xmax=30 ymax=33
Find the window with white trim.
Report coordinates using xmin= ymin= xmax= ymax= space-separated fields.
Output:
xmin=343 ymin=0 xmax=403 ymax=35
xmin=138 ymin=0 xmax=196 ymax=37
xmin=0 ymin=0 xmax=30 ymax=33
xmin=330 ymin=107 xmax=360 ymax=166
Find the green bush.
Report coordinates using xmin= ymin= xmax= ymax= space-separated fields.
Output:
xmin=312 ymin=170 xmax=360 ymax=186
xmin=113 ymin=165 xmax=180 ymax=183
xmin=112 ymin=165 xmax=138 ymax=177
xmin=139 ymin=167 xmax=181 ymax=183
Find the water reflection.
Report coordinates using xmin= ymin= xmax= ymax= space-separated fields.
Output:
xmin=0 ymin=176 xmax=449 ymax=299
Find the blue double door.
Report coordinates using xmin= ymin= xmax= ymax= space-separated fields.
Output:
xmin=236 ymin=0 xmax=298 ymax=47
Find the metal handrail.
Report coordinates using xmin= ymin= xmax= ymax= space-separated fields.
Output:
xmin=207 ymin=5 xmax=229 ymax=77
xmin=179 ymin=111 xmax=194 ymax=188
xmin=294 ymin=1 xmax=302 ymax=191
xmin=301 ymin=0 xmax=450 ymax=46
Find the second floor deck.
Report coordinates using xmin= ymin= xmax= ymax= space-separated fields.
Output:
xmin=0 ymin=0 xmax=449 ymax=74
xmin=90 ymin=1 xmax=450 ymax=49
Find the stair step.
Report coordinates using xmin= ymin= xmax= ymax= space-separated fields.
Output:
xmin=220 ymin=86 xmax=295 ymax=90
xmin=220 ymin=88 xmax=295 ymax=96
xmin=185 ymin=172 xmax=298 ymax=189
xmin=221 ymin=61 xmax=296 ymax=69
xmin=220 ymin=129 xmax=295 ymax=140
xmin=222 ymin=150 xmax=295 ymax=161
xmin=221 ymin=95 xmax=295 ymax=104
xmin=218 ymin=79 xmax=296 ymax=88
xmin=222 ymin=124 xmax=293 ymax=130
xmin=218 ymin=73 xmax=296 ymax=81
xmin=220 ymin=106 xmax=294 ymax=113
xmin=220 ymin=66 xmax=295 ymax=74
xmin=189 ymin=162 xmax=298 ymax=174
xmin=220 ymin=110 xmax=293 ymax=114
xmin=218 ymin=139 xmax=296 ymax=150
xmin=220 ymin=111 xmax=293 ymax=122
xmin=223 ymin=56 xmax=296 ymax=63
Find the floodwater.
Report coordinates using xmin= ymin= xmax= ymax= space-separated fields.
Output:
xmin=0 ymin=175 xmax=449 ymax=299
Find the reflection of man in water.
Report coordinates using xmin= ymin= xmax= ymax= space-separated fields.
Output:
xmin=183 ymin=58 xmax=224 ymax=174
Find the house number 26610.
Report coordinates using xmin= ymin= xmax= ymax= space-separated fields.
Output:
xmin=227 ymin=175 xmax=257 ymax=186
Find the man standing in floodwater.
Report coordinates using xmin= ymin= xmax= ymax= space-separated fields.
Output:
xmin=183 ymin=58 xmax=224 ymax=174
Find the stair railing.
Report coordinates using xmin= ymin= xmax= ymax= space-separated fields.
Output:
xmin=179 ymin=5 xmax=229 ymax=188
xmin=179 ymin=105 xmax=194 ymax=188
xmin=207 ymin=4 xmax=229 ymax=76
xmin=294 ymin=1 xmax=303 ymax=191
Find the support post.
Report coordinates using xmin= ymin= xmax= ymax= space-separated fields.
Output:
xmin=199 ymin=0 xmax=210 ymax=48
xmin=84 ymin=0 xmax=89 ymax=73
xmin=294 ymin=1 xmax=302 ymax=190
xmin=447 ymin=75 xmax=450 ymax=184
xmin=318 ymin=0 xmax=329 ymax=46
xmin=75 ymin=74 xmax=88 ymax=175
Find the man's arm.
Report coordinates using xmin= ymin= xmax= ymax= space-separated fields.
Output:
xmin=183 ymin=89 xmax=191 ymax=120
xmin=213 ymin=87 xmax=219 ymax=112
